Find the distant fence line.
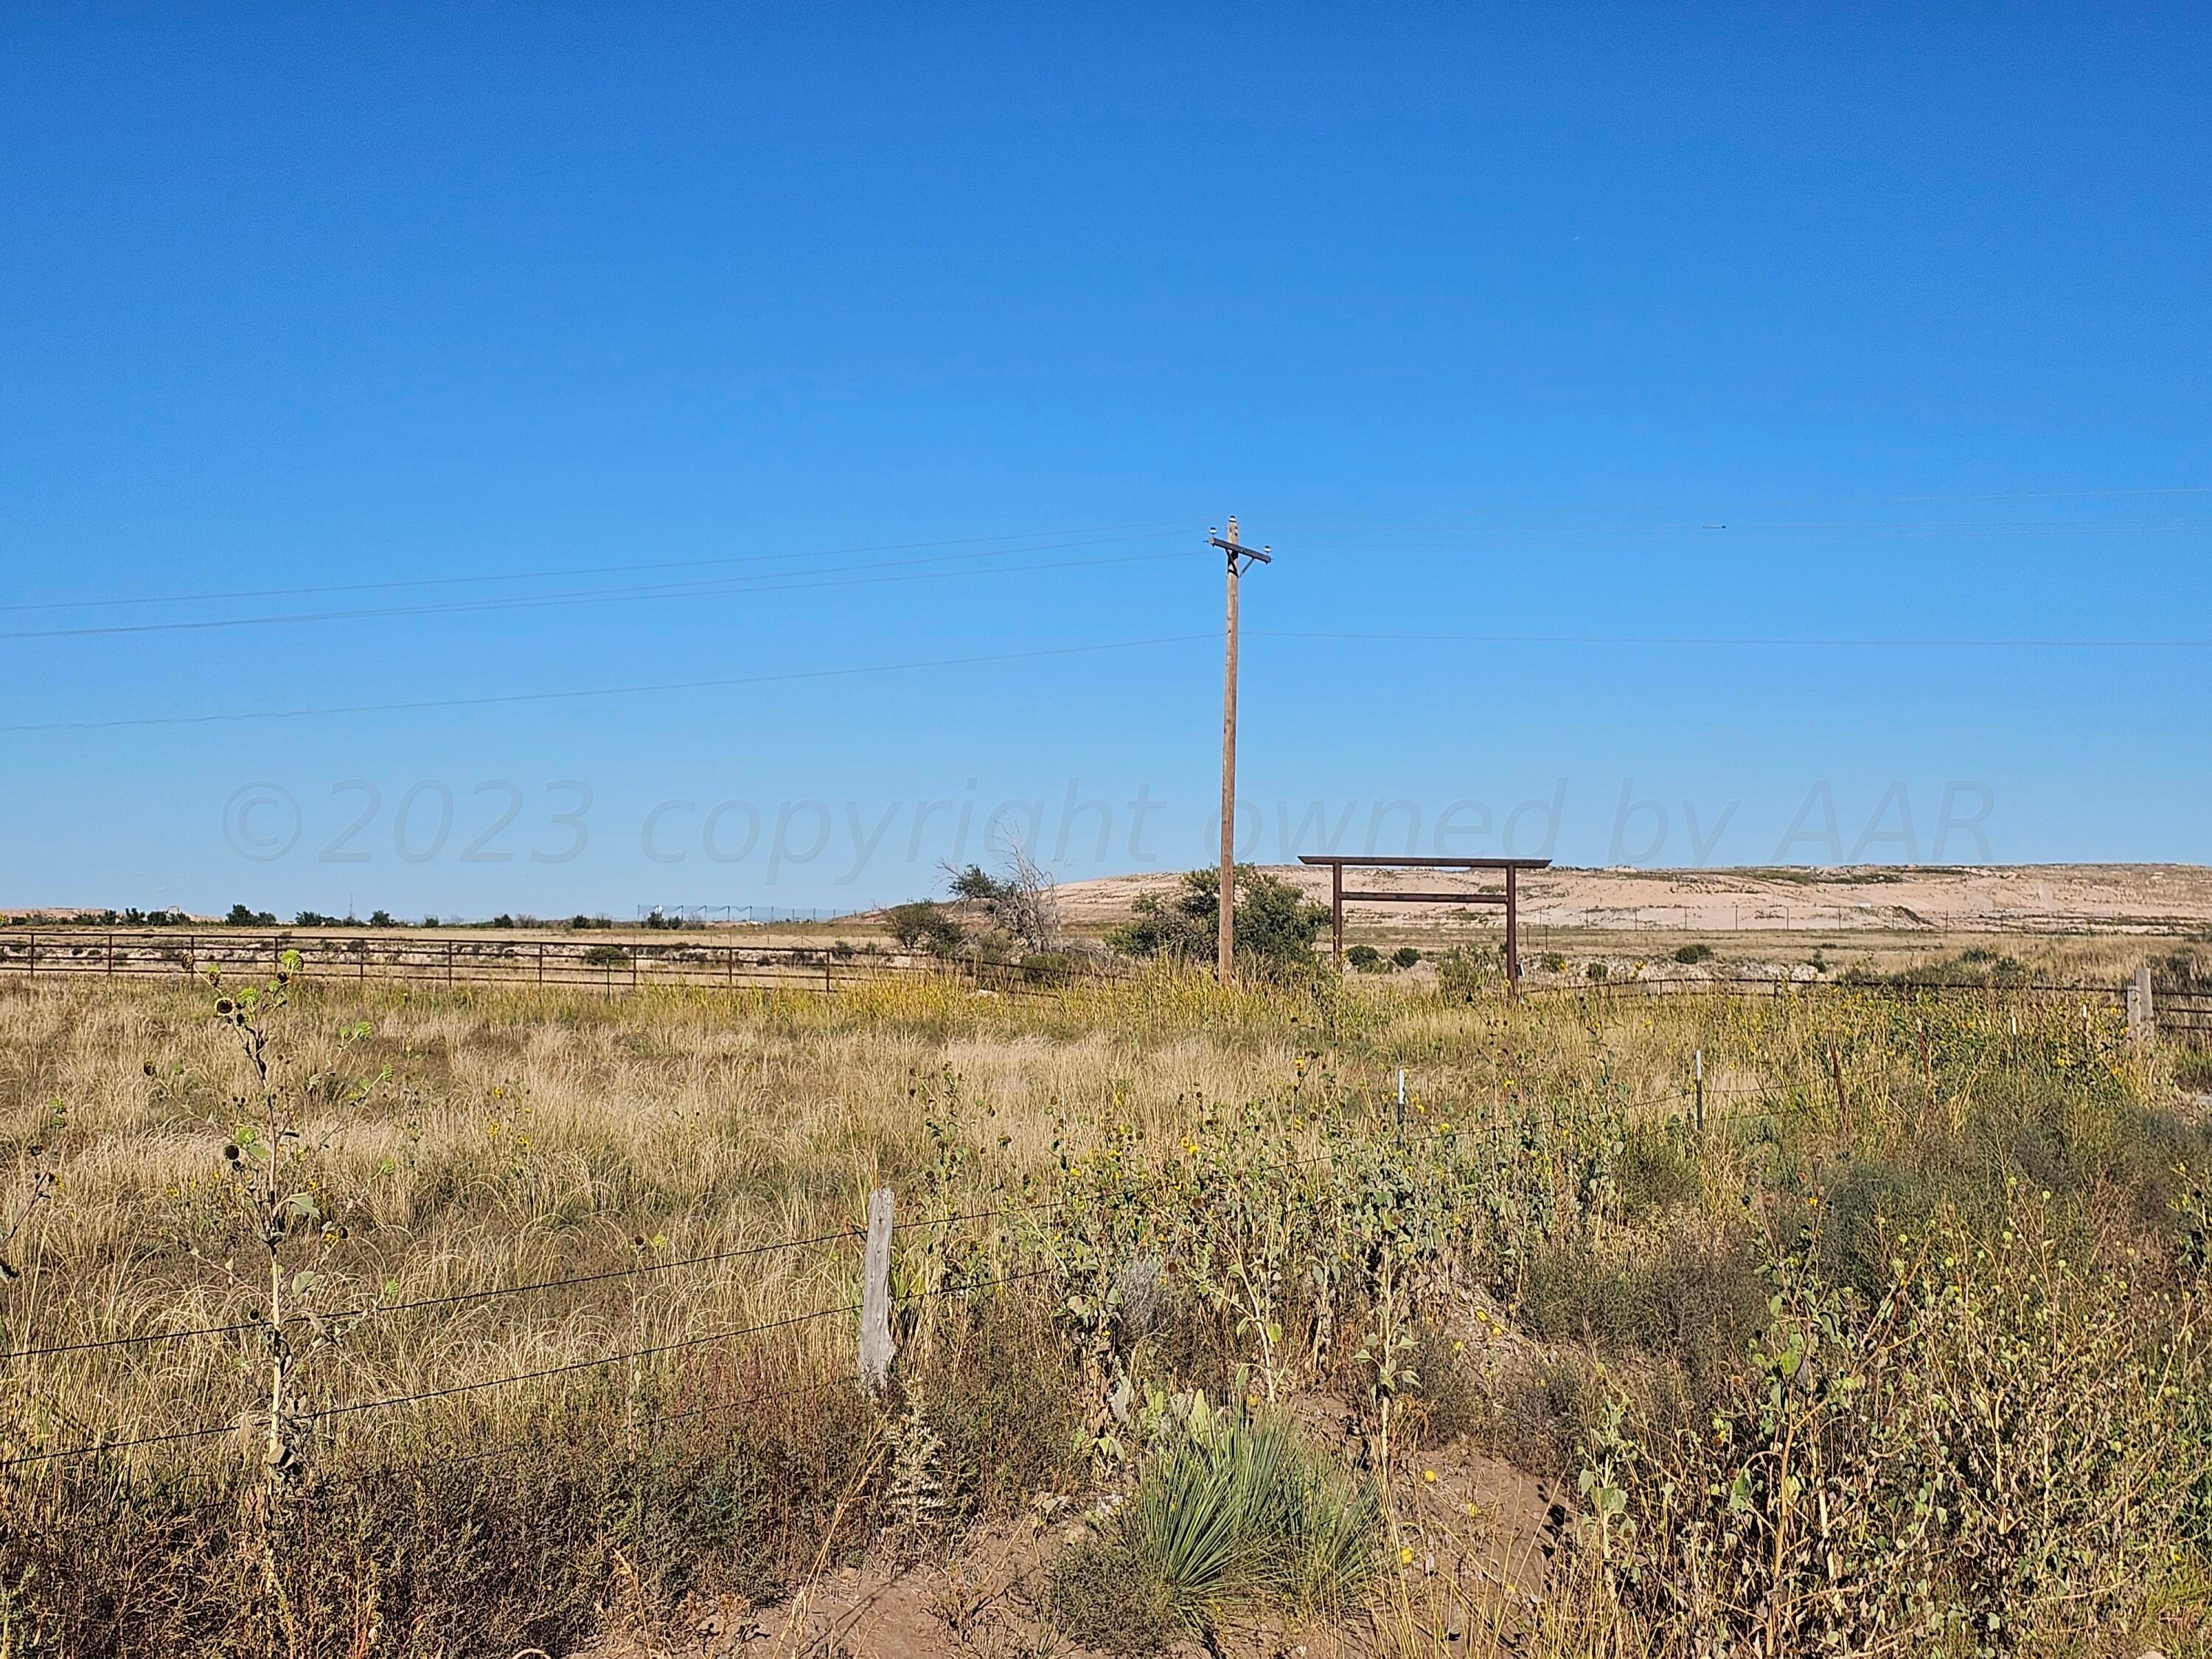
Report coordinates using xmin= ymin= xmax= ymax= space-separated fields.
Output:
xmin=3 ymin=933 xmax=2208 ymax=1042
xmin=1525 ymin=971 xmax=2212 ymax=1043
xmin=1523 ymin=904 xmax=2208 ymax=938
xmin=633 ymin=905 xmax=846 ymax=925
xmin=0 ymin=929 xmax=1093 ymax=998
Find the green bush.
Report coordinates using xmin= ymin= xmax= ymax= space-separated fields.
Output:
xmin=1436 ymin=946 xmax=1491 ymax=1001
xmin=1599 ymin=1204 xmax=2211 ymax=1654
xmin=1346 ymin=945 xmax=1385 ymax=973
xmin=1672 ymin=942 xmax=1714 ymax=965
xmin=946 ymin=863 xmax=1004 ymax=902
xmin=886 ymin=901 xmax=965 ymax=957
xmin=1107 ymin=867 xmax=1326 ymax=975
xmin=1391 ymin=946 xmax=1421 ymax=970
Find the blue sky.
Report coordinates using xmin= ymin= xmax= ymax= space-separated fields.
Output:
xmin=2 ymin=4 xmax=2207 ymax=918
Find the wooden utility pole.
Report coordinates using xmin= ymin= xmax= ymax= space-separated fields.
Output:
xmin=1208 ymin=518 xmax=1271 ymax=986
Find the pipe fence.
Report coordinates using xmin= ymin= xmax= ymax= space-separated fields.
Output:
xmin=0 ymin=928 xmax=1108 ymax=998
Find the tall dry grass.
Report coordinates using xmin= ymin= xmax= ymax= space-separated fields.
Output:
xmin=1 ymin=950 xmax=2206 ymax=1655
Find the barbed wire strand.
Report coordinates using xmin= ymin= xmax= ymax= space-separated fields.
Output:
xmin=0 ymin=1267 xmax=1053 ymax=1472
xmin=1 ymin=1195 xmax=1060 ymax=1366
xmin=0 ymin=1079 xmax=1908 ymax=1464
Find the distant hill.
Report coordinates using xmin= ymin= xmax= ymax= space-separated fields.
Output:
xmin=1047 ymin=863 xmax=2212 ymax=937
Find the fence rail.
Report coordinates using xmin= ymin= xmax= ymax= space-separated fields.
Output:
xmin=1524 ymin=970 xmax=2212 ymax=1046
xmin=0 ymin=929 xmax=1098 ymax=998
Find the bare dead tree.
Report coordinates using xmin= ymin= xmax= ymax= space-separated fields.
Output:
xmin=998 ymin=836 xmax=1062 ymax=954
xmin=939 ymin=837 xmax=1062 ymax=955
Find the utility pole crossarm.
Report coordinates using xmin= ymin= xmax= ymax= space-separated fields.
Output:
xmin=1208 ymin=532 xmax=1272 ymax=569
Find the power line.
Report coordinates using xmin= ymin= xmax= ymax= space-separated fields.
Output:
xmin=1277 ymin=515 xmax=2212 ymax=541
xmin=0 ymin=540 xmax=1184 ymax=644
xmin=1254 ymin=628 xmax=2212 ymax=650
xmin=0 ymin=521 xmax=1186 ymax=616
xmin=12 ymin=500 xmax=2194 ymax=625
xmin=1270 ymin=484 xmax=2212 ymax=535
xmin=0 ymin=631 xmax=1220 ymax=734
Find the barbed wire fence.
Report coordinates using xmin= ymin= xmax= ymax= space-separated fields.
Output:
xmin=1 ymin=973 xmax=2187 ymax=1483
xmin=0 ymin=1108 xmax=1563 ymax=1482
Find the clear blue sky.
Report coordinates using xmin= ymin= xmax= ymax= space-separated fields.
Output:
xmin=3 ymin=4 xmax=2207 ymax=918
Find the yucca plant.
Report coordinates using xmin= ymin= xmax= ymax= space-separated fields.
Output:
xmin=1051 ymin=1404 xmax=1378 ymax=1655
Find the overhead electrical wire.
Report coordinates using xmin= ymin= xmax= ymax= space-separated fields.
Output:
xmin=1253 ymin=628 xmax=2212 ymax=650
xmin=7 ymin=495 xmax=2202 ymax=622
xmin=0 ymin=538 xmax=1186 ymax=644
xmin=0 ymin=632 xmax=1222 ymax=734
xmin=0 ymin=519 xmax=1187 ymax=615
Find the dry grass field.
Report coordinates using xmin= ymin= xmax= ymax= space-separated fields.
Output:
xmin=2 ymin=931 xmax=2210 ymax=1657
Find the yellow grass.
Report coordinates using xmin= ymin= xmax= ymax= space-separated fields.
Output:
xmin=1 ymin=940 xmax=2203 ymax=1656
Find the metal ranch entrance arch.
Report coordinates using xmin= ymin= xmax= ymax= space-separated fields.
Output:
xmin=1298 ymin=855 xmax=1552 ymax=992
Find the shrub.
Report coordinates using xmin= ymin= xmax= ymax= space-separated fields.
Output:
xmin=1587 ymin=961 xmax=1608 ymax=982
xmin=886 ymin=901 xmax=965 ymax=957
xmin=369 ymin=909 xmax=396 ymax=928
xmin=582 ymin=944 xmax=630 ymax=970
xmin=1598 ymin=1206 xmax=2210 ymax=1654
xmin=1391 ymin=946 xmax=1421 ymax=970
xmin=1672 ymin=942 xmax=1714 ymax=965
xmin=225 ymin=903 xmax=277 ymax=927
xmin=1543 ymin=952 xmax=1568 ymax=973
xmin=1401 ymin=1324 xmax=1484 ymax=1447
xmin=1048 ymin=1407 xmax=1377 ymax=1655
xmin=946 ymin=863 xmax=1003 ymax=902
xmin=1108 ymin=868 xmax=1326 ymax=975
xmin=1435 ymin=946 xmax=1491 ymax=1001
xmin=1346 ymin=945 xmax=1385 ymax=973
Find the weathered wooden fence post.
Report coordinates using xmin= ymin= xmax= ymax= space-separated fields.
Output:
xmin=858 ymin=1186 xmax=897 ymax=1396
xmin=2127 ymin=963 xmax=2155 ymax=1047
